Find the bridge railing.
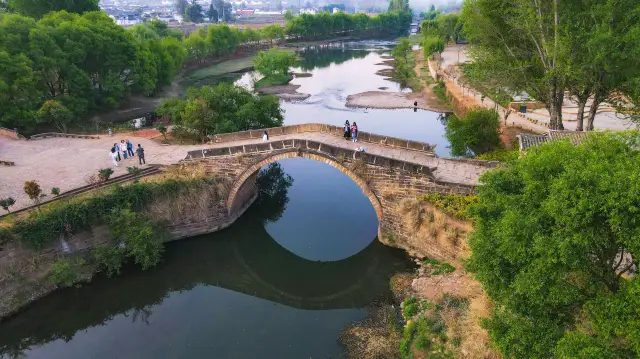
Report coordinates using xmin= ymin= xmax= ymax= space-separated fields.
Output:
xmin=209 ymin=123 xmax=436 ymax=154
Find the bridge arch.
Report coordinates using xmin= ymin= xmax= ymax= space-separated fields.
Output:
xmin=226 ymin=148 xmax=383 ymax=222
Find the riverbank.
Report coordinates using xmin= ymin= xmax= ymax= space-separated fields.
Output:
xmin=257 ymin=83 xmax=311 ymax=101
xmin=346 ymin=49 xmax=451 ymax=113
xmin=340 ymin=194 xmax=499 ymax=359
xmin=0 ymin=164 xmax=258 ymax=321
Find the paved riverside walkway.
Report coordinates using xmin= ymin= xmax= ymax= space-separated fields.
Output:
xmin=0 ymin=131 xmax=492 ymax=211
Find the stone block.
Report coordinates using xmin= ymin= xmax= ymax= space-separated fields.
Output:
xmin=229 ymin=146 xmax=245 ymax=155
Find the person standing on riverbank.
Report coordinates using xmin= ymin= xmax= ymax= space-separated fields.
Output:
xmin=344 ymin=120 xmax=350 ymax=140
xmin=136 ymin=144 xmax=145 ymax=165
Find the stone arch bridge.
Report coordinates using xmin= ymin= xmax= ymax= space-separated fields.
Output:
xmin=181 ymin=123 xmax=499 ymax=259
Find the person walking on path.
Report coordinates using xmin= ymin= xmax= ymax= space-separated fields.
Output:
xmin=113 ymin=143 xmax=121 ymax=161
xmin=109 ymin=148 xmax=119 ymax=167
xmin=136 ymin=144 xmax=145 ymax=165
xmin=126 ymin=140 xmax=135 ymax=157
xmin=262 ymin=131 xmax=269 ymax=141
xmin=343 ymin=120 xmax=350 ymax=140
xmin=351 ymin=122 xmax=358 ymax=142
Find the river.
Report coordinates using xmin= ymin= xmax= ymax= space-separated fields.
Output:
xmin=0 ymin=40 xmax=452 ymax=359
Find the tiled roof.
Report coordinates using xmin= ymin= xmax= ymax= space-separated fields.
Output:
xmin=517 ymin=134 xmax=548 ymax=151
xmin=548 ymin=130 xmax=588 ymax=145
xmin=518 ymin=130 xmax=589 ymax=151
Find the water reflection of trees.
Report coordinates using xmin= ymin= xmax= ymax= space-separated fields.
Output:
xmin=0 ymin=163 xmax=411 ymax=358
xmin=297 ymin=46 xmax=369 ymax=71
xmin=254 ymin=163 xmax=294 ymax=224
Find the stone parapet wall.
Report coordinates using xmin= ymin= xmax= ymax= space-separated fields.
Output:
xmin=209 ymin=123 xmax=436 ymax=154
xmin=30 ymin=133 xmax=100 ymax=140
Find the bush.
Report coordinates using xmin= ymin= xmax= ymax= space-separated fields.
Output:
xmin=403 ymin=296 xmax=419 ymax=318
xmin=432 ymin=262 xmax=456 ymax=275
xmin=419 ymin=193 xmax=478 ymax=219
xmin=0 ymin=197 xmax=16 ymax=213
xmin=400 ymin=320 xmax=417 ymax=359
xmin=48 ymin=257 xmax=87 ymax=287
xmin=23 ymin=180 xmax=43 ymax=207
xmin=98 ymin=168 xmax=114 ymax=182
xmin=92 ymin=244 xmax=126 ymax=277
xmin=445 ymin=109 xmax=502 ymax=156
xmin=127 ymin=166 xmax=142 ymax=175
xmin=108 ymin=208 xmax=164 ymax=270
xmin=475 ymin=148 xmax=519 ymax=163
xmin=12 ymin=179 xmax=212 ymax=249
xmin=51 ymin=187 xmax=60 ymax=196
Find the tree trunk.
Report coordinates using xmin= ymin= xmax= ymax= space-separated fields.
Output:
xmin=548 ymin=89 xmax=565 ymax=130
xmin=575 ymin=99 xmax=587 ymax=131
xmin=586 ymin=92 xmax=604 ymax=131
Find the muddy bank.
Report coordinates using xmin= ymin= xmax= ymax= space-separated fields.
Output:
xmin=346 ymin=91 xmax=450 ymax=112
xmin=257 ymin=84 xmax=311 ymax=101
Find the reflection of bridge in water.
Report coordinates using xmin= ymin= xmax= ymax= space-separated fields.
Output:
xmin=0 ymin=205 xmax=413 ymax=354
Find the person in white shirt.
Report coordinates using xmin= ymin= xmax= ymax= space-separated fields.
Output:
xmin=262 ymin=131 xmax=269 ymax=141
xmin=109 ymin=148 xmax=119 ymax=167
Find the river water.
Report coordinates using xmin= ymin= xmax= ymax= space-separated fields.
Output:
xmin=0 ymin=41 xmax=452 ymax=359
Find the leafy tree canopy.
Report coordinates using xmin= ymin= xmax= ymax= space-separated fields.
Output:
xmin=253 ymin=48 xmax=296 ymax=78
xmin=8 ymin=0 xmax=98 ymax=19
xmin=445 ymin=109 xmax=502 ymax=157
xmin=468 ymin=132 xmax=640 ymax=358
xmin=157 ymin=83 xmax=284 ymax=141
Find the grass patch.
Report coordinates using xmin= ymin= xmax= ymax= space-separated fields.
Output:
xmin=255 ymin=73 xmax=293 ymax=88
xmin=433 ymin=80 xmax=448 ymax=103
xmin=186 ymin=56 xmax=256 ymax=80
xmin=418 ymin=193 xmax=478 ymax=220
xmin=402 ymin=296 xmax=419 ymax=319
xmin=475 ymin=148 xmax=519 ymax=164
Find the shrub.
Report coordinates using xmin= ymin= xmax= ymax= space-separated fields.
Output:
xmin=127 ymin=166 xmax=142 ymax=175
xmin=51 ymin=187 xmax=60 ymax=196
xmin=475 ymin=148 xmax=519 ymax=163
xmin=419 ymin=193 xmax=477 ymax=219
xmin=48 ymin=257 xmax=86 ymax=287
xmin=108 ymin=208 xmax=164 ymax=270
xmin=432 ymin=262 xmax=456 ymax=275
xmin=0 ymin=197 xmax=16 ymax=213
xmin=403 ymin=296 xmax=419 ymax=318
xmin=400 ymin=320 xmax=417 ymax=359
xmin=12 ymin=179 xmax=211 ymax=249
xmin=23 ymin=180 xmax=43 ymax=207
xmin=445 ymin=109 xmax=502 ymax=156
xmin=156 ymin=124 xmax=168 ymax=140
xmin=98 ymin=168 xmax=114 ymax=182
xmin=92 ymin=244 xmax=126 ymax=277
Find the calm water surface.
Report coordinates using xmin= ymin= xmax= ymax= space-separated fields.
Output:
xmin=0 ymin=40 xmax=445 ymax=359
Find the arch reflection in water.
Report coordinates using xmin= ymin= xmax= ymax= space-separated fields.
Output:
xmin=258 ymin=158 xmax=380 ymax=262
xmin=0 ymin=162 xmax=413 ymax=359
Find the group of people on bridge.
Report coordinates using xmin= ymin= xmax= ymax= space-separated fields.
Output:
xmin=344 ymin=120 xmax=358 ymax=142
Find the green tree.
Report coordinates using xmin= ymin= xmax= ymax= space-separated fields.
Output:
xmin=253 ymin=47 xmax=296 ymax=77
xmin=444 ymin=109 xmax=502 ymax=157
xmin=422 ymin=35 xmax=444 ymax=60
xmin=283 ymin=10 xmax=293 ymax=21
xmin=468 ymin=132 xmax=640 ymax=358
xmin=0 ymin=50 xmax=41 ymax=131
xmin=159 ymin=83 xmax=283 ymax=141
xmin=36 ymin=99 xmax=73 ymax=133
xmin=562 ymin=0 xmax=640 ymax=131
xmin=461 ymin=0 xmax=567 ymax=130
xmin=8 ymin=0 xmax=98 ymax=19
xmin=184 ymin=0 xmax=203 ymax=23
xmin=206 ymin=3 xmax=218 ymax=22
xmin=388 ymin=0 xmax=409 ymax=12
xmin=174 ymin=0 xmax=188 ymax=16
